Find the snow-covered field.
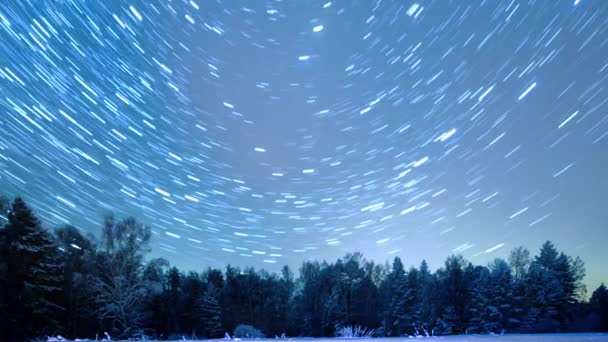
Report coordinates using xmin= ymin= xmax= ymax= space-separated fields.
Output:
xmin=114 ymin=335 xmax=607 ymax=342
xmin=172 ymin=336 xmax=608 ymax=342
xmin=360 ymin=334 xmax=608 ymax=341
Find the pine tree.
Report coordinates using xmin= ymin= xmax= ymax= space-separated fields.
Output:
xmin=590 ymin=284 xmax=608 ymax=332
xmin=488 ymin=260 xmax=515 ymax=331
xmin=379 ymin=257 xmax=409 ymax=336
xmin=389 ymin=259 xmax=416 ymax=336
xmin=525 ymin=241 xmax=586 ymax=330
xmin=165 ymin=266 xmax=182 ymax=334
xmin=404 ymin=267 xmax=422 ymax=335
xmin=322 ymin=286 xmax=344 ymax=334
xmin=140 ymin=258 xmax=170 ymax=338
xmin=525 ymin=259 xmax=563 ymax=331
xmin=536 ymin=241 xmax=559 ymax=270
xmin=438 ymin=255 xmax=473 ymax=335
xmin=200 ymin=285 xmax=223 ymax=337
xmin=55 ymin=225 xmax=97 ymax=339
xmin=416 ymin=260 xmax=436 ymax=335
xmin=1 ymin=197 xmax=63 ymax=339
xmin=0 ymin=197 xmax=9 ymax=336
xmin=469 ymin=259 xmax=513 ymax=334
xmin=469 ymin=267 xmax=491 ymax=333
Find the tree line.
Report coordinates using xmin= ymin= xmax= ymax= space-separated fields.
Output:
xmin=0 ymin=196 xmax=607 ymax=340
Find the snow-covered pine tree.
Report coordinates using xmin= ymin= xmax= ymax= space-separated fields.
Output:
xmin=404 ymin=266 xmax=422 ymax=335
xmin=415 ymin=260 xmax=436 ymax=335
xmin=388 ymin=257 xmax=414 ymax=336
xmin=322 ymin=286 xmax=344 ymax=334
xmin=524 ymin=241 xmax=586 ymax=331
xmin=200 ymin=285 xmax=223 ymax=338
xmin=468 ymin=267 xmax=491 ymax=333
xmin=438 ymin=255 xmax=472 ymax=335
xmin=469 ymin=259 xmax=514 ymax=334
xmin=525 ymin=257 xmax=563 ymax=331
xmin=377 ymin=257 xmax=411 ymax=336
xmin=2 ymin=197 xmax=63 ymax=339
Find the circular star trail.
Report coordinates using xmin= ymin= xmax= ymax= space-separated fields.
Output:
xmin=1 ymin=1 xmax=607 ymax=289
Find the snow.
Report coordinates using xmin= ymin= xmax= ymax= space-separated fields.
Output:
xmin=172 ymin=334 xmax=608 ymax=341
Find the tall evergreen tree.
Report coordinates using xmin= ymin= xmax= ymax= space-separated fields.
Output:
xmin=200 ymin=284 xmax=223 ymax=337
xmin=55 ymin=225 xmax=97 ymax=339
xmin=180 ymin=271 xmax=207 ymax=337
xmin=437 ymin=255 xmax=473 ymax=335
xmin=387 ymin=257 xmax=413 ymax=336
xmin=525 ymin=262 xmax=561 ymax=331
xmin=469 ymin=259 xmax=514 ymax=333
xmin=403 ymin=266 xmax=422 ymax=335
xmin=525 ymin=241 xmax=586 ymax=331
xmin=140 ymin=258 xmax=170 ymax=338
xmin=1 ymin=198 xmax=63 ymax=339
xmin=0 ymin=196 xmax=10 ymax=336
xmin=340 ymin=253 xmax=367 ymax=327
xmin=590 ymin=284 xmax=608 ymax=332
xmin=536 ymin=241 xmax=559 ymax=270
xmin=295 ymin=261 xmax=323 ymax=336
xmin=165 ymin=266 xmax=182 ymax=335
xmin=416 ymin=260 xmax=437 ymax=335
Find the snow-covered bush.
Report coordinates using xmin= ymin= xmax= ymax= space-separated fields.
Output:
xmin=335 ymin=325 xmax=375 ymax=338
xmin=233 ymin=324 xmax=264 ymax=339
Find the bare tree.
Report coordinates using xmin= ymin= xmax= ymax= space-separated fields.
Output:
xmin=94 ymin=214 xmax=151 ymax=338
xmin=508 ymin=246 xmax=531 ymax=282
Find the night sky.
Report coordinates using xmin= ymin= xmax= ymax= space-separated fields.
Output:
xmin=1 ymin=0 xmax=607 ymax=291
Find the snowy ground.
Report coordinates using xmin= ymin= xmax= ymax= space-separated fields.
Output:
xmin=357 ymin=334 xmax=608 ymax=341
xmin=172 ymin=335 xmax=608 ymax=342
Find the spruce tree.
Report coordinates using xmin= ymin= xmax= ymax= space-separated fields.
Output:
xmin=526 ymin=241 xmax=586 ymax=330
xmin=438 ymin=255 xmax=472 ymax=335
xmin=2 ymin=197 xmax=63 ymax=339
xmin=388 ymin=257 xmax=409 ymax=336
xmin=379 ymin=257 xmax=409 ymax=336
xmin=416 ymin=260 xmax=436 ymax=335
xmin=469 ymin=259 xmax=513 ymax=334
xmin=55 ymin=225 xmax=97 ymax=339
xmin=200 ymin=285 xmax=223 ymax=338
xmin=525 ymin=260 xmax=563 ymax=331
xmin=590 ymin=284 xmax=608 ymax=332
xmin=404 ymin=267 xmax=422 ymax=335
xmin=0 ymin=197 xmax=9 ymax=337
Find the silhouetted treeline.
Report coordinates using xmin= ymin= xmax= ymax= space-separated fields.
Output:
xmin=0 ymin=196 xmax=607 ymax=340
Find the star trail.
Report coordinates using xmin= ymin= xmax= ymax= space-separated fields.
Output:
xmin=1 ymin=0 xmax=607 ymax=290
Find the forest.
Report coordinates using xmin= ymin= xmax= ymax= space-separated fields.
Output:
xmin=0 ymin=196 xmax=607 ymax=340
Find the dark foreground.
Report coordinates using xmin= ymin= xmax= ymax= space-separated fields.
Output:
xmin=195 ymin=335 xmax=608 ymax=342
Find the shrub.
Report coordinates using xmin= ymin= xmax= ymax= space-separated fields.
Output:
xmin=335 ymin=325 xmax=375 ymax=338
xmin=233 ymin=324 xmax=264 ymax=338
